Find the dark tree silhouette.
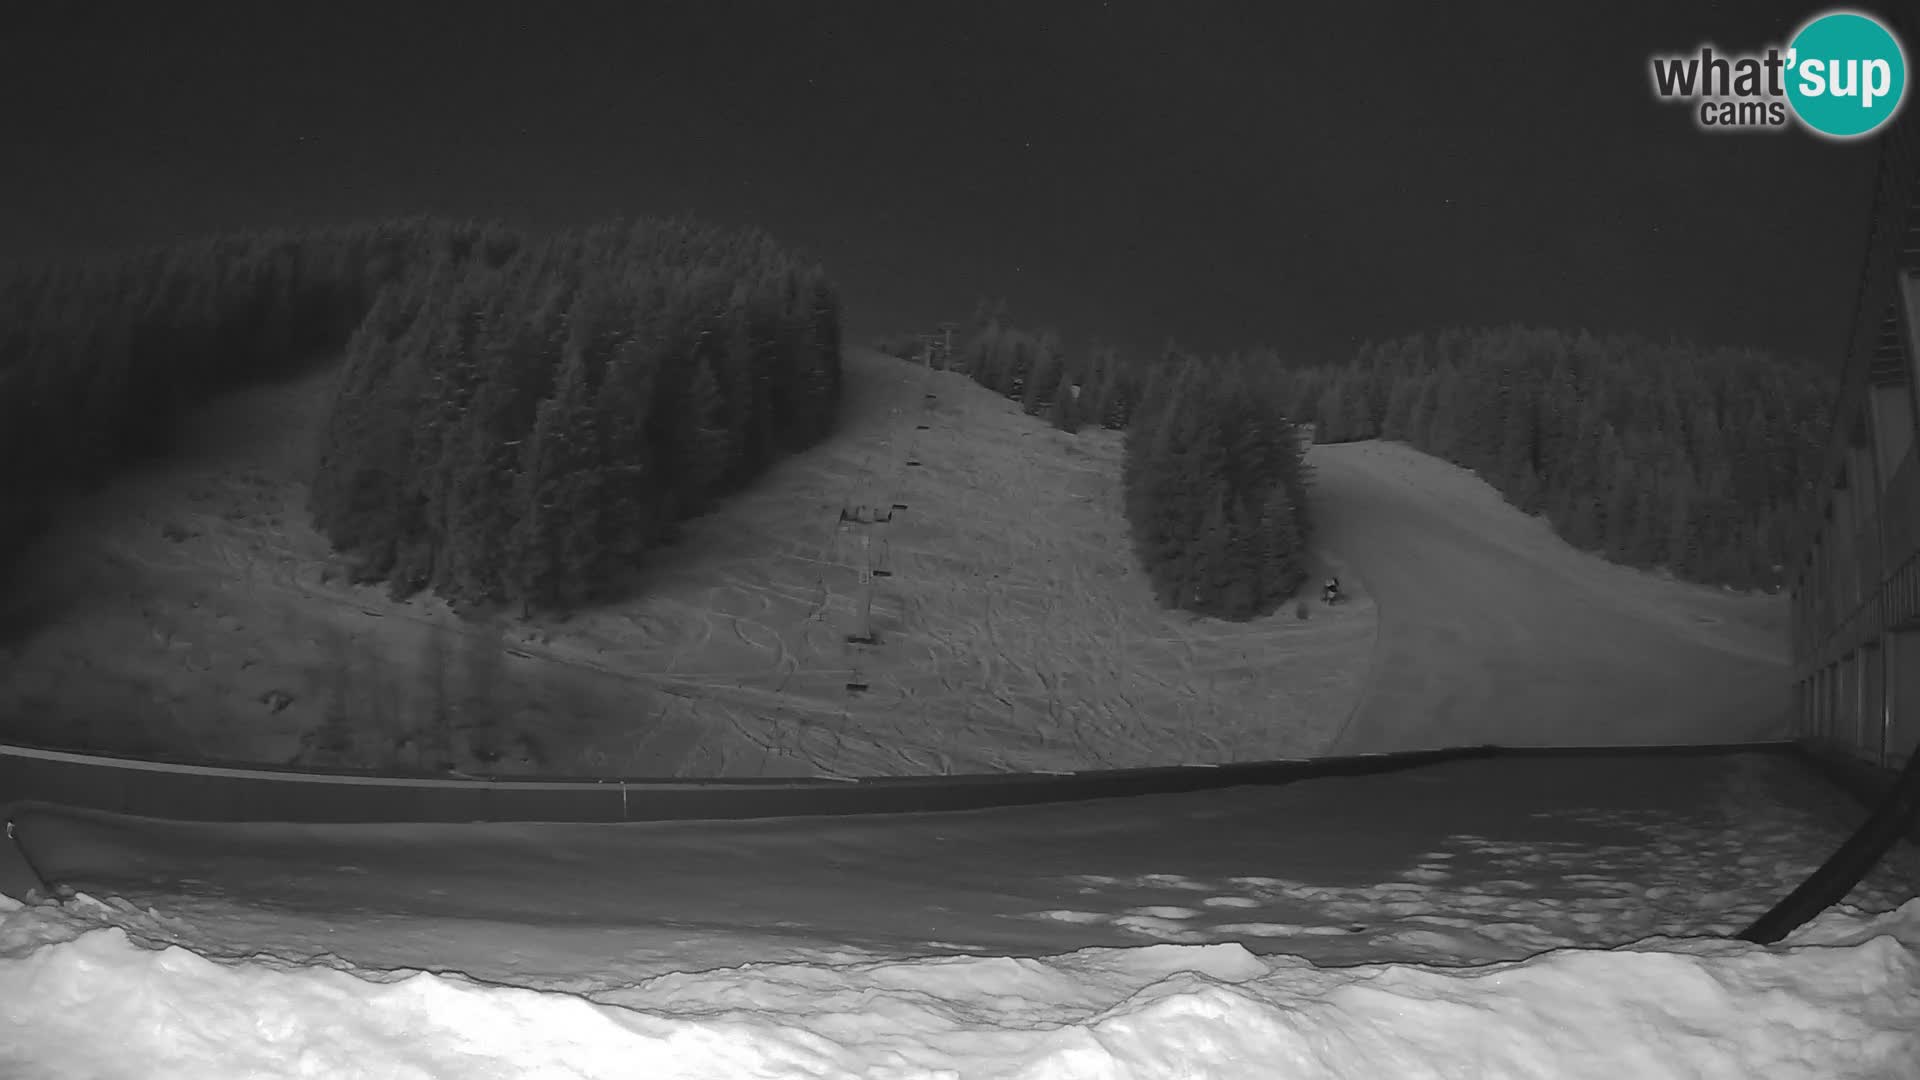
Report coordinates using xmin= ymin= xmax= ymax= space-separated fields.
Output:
xmin=0 ymin=215 xmax=844 ymax=619
xmin=1122 ymin=351 xmax=1315 ymax=619
xmin=1269 ymin=326 xmax=1831 ymax=590
xmin=310 ymin=217 xmax=844 ymax=614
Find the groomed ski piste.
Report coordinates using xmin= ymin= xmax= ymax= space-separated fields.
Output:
xmin=2 ymin=351 xmax=1918 ymax=1078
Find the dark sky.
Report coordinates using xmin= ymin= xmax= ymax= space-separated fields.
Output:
xmin=0 ymin=1 xmax=1898 ymax=362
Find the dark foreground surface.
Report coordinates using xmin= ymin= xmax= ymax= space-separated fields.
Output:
xmin=16 ymin=751 xmax=1906 ymax=974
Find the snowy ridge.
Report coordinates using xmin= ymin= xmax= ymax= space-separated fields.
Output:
xmin=3 ymin=748 xmax=1917 ymax=1077
xmin=1 ymin=887 xmax=1916 ymax=1079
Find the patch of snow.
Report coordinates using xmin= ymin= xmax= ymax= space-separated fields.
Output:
xmin=0 ymin=890 xmax=1915 ymax=1079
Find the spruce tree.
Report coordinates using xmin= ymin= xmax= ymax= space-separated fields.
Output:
xmin=1256 ymin=486 xmax=1307 ymax=606
xmin=675 ymin=354 xmax=732 ymax=516
xmin=1023 ymin=344 xmax=1061 ymax=415
xmin=1048 ymin=380 xmax=1082 ymax=433
xmin=595 ymin=337 xmax=660 ymax=564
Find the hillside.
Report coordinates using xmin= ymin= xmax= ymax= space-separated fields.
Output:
xmin=0 ymin=341 xmax=1793 ymax=776
xmin=1317 ymin=440 xmax=1789 ymax=753
xmin=0 ymin=347 xmax=1378 ymax=776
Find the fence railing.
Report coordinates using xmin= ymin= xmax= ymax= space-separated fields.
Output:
xmin=0 ymin=742 xmax=1503 ymax=827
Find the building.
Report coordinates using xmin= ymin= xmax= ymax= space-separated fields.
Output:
xmin=1789 ymin=41 xmax=1920 ymax=772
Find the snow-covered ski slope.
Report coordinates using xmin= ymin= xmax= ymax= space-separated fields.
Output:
xmin=1312 ymin=439 xmax=1790 ymax=754
xmin=3 ymin=356 xmax=1912 ymax=1079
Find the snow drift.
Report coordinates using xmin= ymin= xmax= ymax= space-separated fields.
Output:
xmin=2 ymin=889 xmax=1915 ymax=1080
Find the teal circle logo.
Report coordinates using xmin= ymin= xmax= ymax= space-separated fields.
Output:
xmin=1785 ymin=10 xmax=1908 ymax=139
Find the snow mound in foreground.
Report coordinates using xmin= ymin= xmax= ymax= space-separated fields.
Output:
xmin=1 ymin=890 xmax=1916 ymax=1080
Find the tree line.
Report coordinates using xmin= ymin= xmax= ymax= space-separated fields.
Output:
xmin=1123 ymin=351 xmax=1315 ymax=617
xmin=876 ymin=299 xmax=1146 ymax=434
xmin=0 ymin=216 xmax=843 ymax=617
xmin=310 ymin=216 xmax=842 ymax=614
xmin=883 ymin=307 xmax=1832 ymax=601
xmin=0 ymin=218 xmax=460 ymax=568
xmin=1279 ymin=327 xmax=1832 ymax=590
xmin=881 ymin=306 xmax=1314 ymax=619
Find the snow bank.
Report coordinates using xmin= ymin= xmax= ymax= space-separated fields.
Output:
xmin=2 ymin=890 xmax=1915 ymax=1080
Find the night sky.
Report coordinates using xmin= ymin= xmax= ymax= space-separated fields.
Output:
xmin=0 ymin=1 xmax=1899 ymax=363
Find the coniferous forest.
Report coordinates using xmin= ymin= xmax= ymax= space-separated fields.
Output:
xmin=1281 ymin=327 xmax=1834 ymax=590
xmin=0 ymin=216 xmax=843 ymax=615
xmin=888 ymin=304 xmax=1833 ymax=604
xmin=879 ymin=301 xmax=1145 ymax=435
xmin=309 ymin=218 xmax=841 ymax=614
xmin=885 ymin=306 xmax=1313 ymax=620
xmin=0 ymin=219 xmax=450 ymax=568
xmin=5 ymin=223 xmax=1826 ymax=636
xmin=1121 ymin=351 xmax=1315 ymax=618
